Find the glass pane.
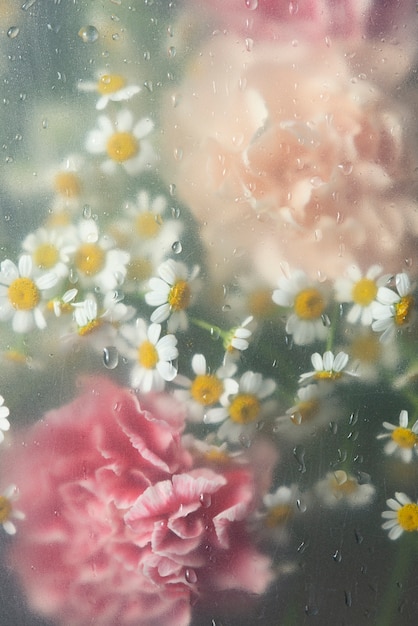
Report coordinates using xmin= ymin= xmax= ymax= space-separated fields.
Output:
xmin=0 ymin=1 xmax=418 ymax=625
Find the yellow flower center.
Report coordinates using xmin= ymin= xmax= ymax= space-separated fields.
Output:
xmin=294 ymin=288 xmax=325 ymax=320
xmin=391 ymin=427 xmax=418 ymax=449
xmin=290 ymin=399 xmax=320 ymax=425
xmin=97 ymin=73 xmax=126 ymax=95
xmin=106 ymin=132 xmax=138 ymax=162
xmin=78 ymin=319 xmax=102 ymax=336
xmin=191 ymin=374 xmax=223 ymax=406
xmin=8 ymin=277 xmax=40 ymax=310
xmin=135 ymin=212 xmax=162 ymax=239
xmin=395 ymin=295 xmax=414 ymax=326
xmin=127 ymin=258 xmax=153 ymax=283
xmin=54 ymin=171 xmax=81 ymax=198
xmin=229 ymin=393 xmax=260 ymax=424
xmin=168 ymin=280 xmax=191 ymax=311
xmin=265 ymin=504 xmax=293 ymax=528
xmin=204 ymin=448 xmax=230 ymax=464
xmin=351 ymin=278 xmax=377 ymax=306
xmin=397 ymin=503 xmax=418 ymax=532
xmin=33 ymin=243 xmax=59 ymax=270
xmin=0 ymin=496 xmax=12 ymax=523
xmin=314 ymin=370 xmax=343 ymax=381
xmin=138 ymin=340 xmax=159 ymax=369
xmin=75 ymin=243 xmax=105 ymax=276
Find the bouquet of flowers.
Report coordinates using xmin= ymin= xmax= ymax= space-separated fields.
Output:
xmin=0 ymin=1 xmax=418 ymax=624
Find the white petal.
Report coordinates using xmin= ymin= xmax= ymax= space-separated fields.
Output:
xmin=133 ymin=117 xmax=154 ymax=139
xmin=147 ymin=323 xmax=161 ymax=345
xmin=311 ymin=353 xmax=324 ymax=371
xmin=191 ymin=354 xmax=206 ymax=376
xmin=150 ymin=304 xmax=170 ymax=324
xmin=399 ymin=410 xmax=409 ymax=428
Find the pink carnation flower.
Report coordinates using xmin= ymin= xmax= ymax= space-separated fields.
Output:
xmin=197 ymin=0 xmax=373 ymax=42
xmin=162 ymin=28 xmax=418 ymax=283
xmin=1 ymin=378 xmax=273 ymax=626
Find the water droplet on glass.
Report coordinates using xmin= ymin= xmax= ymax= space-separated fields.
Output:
xmin=348 ymin=411 xmax=358 ymax=426
xmin=171 ymin=241 xmax=182 ymax=254
xmin=333 ymin=549 xmax=342 ymax=563
xmin=103 ymin=346 xmax=119 ymax=370
xmin=185 ymin=568 xmax=198 ymax=584
xmin=289 ymin=1 xmax=299 ymax=16
xmin=210 ymin=327 xmax=220 ymax=341
xmin=143 ymin=80 xmax=153 ymax=92
xmin=293 ymin=445 xmax=306 ymax=473
xmin=168 ymin=46 xmax=176 ymax=58
xmin=321 ymin=314 xmax=331 ymax=327
xmin=239 ymin=433 xmax=252 ymax=448
xmin=78 ymin=25 xmax=99 ymax=43
xmin=21 ymin=0 xmax=37 ymax=9
xmin=221 ymin=304 xmax=231 ymax=312
xmin=68 ymin=268 xmax=78 ymax=284
xmin=345 ymin=590 xmax=352 ymax=607
xmin=7 ymin=27 xmax=20 ymax=39
xmin=174 ymin=147 xmax=183 ymax=161
xmin=338 ymin=162 xmax=353 ymax=175
xmin=245 ymin=38 xmax=254 ymax=52
xmin=245 ymin=0 xmax=258 ymax=10
xmin=310 ymin=176 xmax=324 ymax=188
xmin=304 ymin=604 xmax=318 ymax=616
xmin=169 ymin=183 xmax=176 ymax=197
xmin=171 ymin=206 xmax=180 ymax=218
xmin=354 ymin=529 xmax=363 ymax=544
xmin=296 ymin=498 xmax=307 ymax=512
xmin=82 ymin=205 xmax=92 ymax=219
xmin=199 ymin=493 xmax=211 ymax=508
xmin=42 ymin=118 xmax=48 ymax=129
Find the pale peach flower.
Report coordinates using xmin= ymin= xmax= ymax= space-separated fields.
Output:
xmin=161 ymin=32 xmax=418 ymax=283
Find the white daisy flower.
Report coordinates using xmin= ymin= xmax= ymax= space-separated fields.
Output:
xmin=299 ymin=350 xmax=357 ymax=384
xmin=376 ymin=409 xmax=418 ymax=463
xmin=49 ymin=288 xmax=78 ymax=317
xmin=272 ymin=269 xmax=329 ymax=345
xmin=204 ymin=370 xmax=276 ymax=443
xmin=73 ymin=295 xmax=102 ymax=336
xmin=85 ymin=109 xmax=155 ymax=175
xmin=51 ymin=154 xmax=85 ymax=202
xmin=223 ymin=315 xmax=254 ymax=354
xmin=71 ymin=219 xmax=130 ymax=292
xmin=334 ymin=264 xmax=384 ymax=325
xmin=314 ymin=470 xmax=375 ymax=508
xmin=78 ymin=72 xmax=141 ymax=110
xmin=118 ymin=319 xmax=178 ymax=392
xmin=120 ymin=189 xmax=184 ymax=269
xmin=0 ymin=485 xmax=25 ymax=535
xmin=174 ymin=353 xmax=237 ymax=422
xmin=0 ymin=396 xmax=10 ymax=443
xmin=372 ymin=272 xmax=415 ymax=343
xmin=71 ymin=292 xmax=134 ymax=352
xmin=382 ymin=492 xmax=418 ymax=540
xmin=274 ymin=384 xmax=335 ymax=442
xmin=0 ymin=255 xmax=58 ymax=333
xmin=145 ymin=259 xmax=200 ymax=332
xmin=262 ymin=484 xmax=303 ymax=534
xmin=22 ymin=227 xmax=75 ymax=279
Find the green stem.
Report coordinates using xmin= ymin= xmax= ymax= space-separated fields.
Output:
xmin=377 ymin=534 xmax=414 ymax=626
xmin=190 ymin=317 xmax=227 ymax=342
